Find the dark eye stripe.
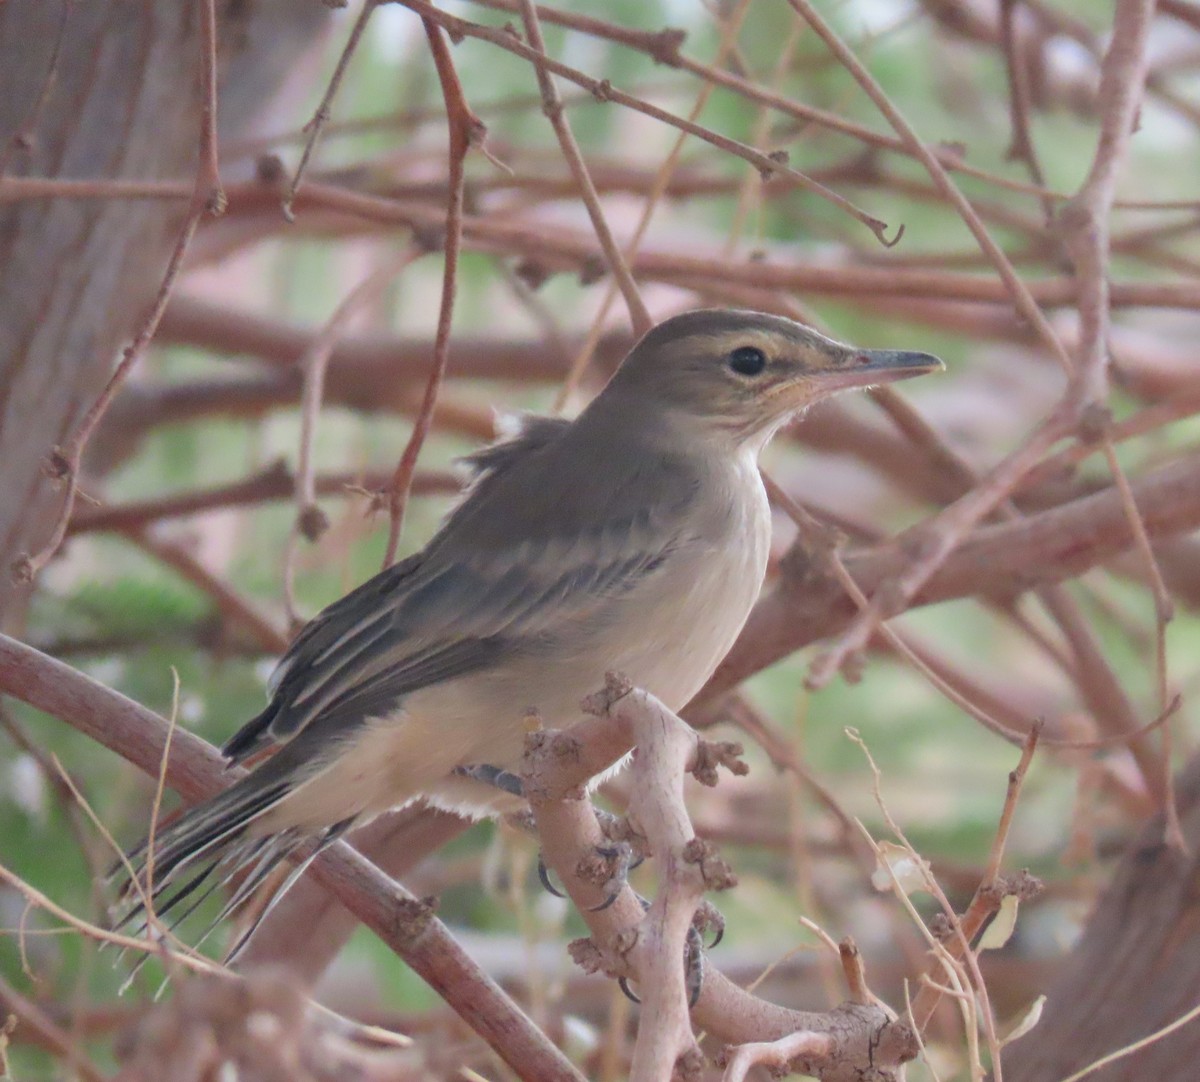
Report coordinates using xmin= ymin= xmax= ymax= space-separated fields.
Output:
xmin=729 ymin=346 xmax=767 ymax=376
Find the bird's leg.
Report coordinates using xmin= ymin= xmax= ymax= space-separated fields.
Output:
xmin=454 ymin=762 xmax=525 ymax=796
xmin=532 ymin=809 xmax=642 ymax=908
xmin=457 ymin=764 xmax=648 ymax=909
xmin=576 ymin=810 xmax=649 ymax=911
xmin=454 ymin=764 xmax=572 ymax=897
xmin=462 ymin=760 xmax=718 ymax=1005
xmin=617 ymin=895 xmax=713 ymax=1008
xmin=455 ymin=763 xmax=573 ymax=902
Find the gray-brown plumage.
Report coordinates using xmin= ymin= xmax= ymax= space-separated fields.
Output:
xmin=116 ymin=309 xmax=941 ymax=949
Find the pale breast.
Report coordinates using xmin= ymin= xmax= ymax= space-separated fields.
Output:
xmin=403 ymin=451 xmax=771 ymax=781
xmin=610 ymin=453 xmax=770 ymax=710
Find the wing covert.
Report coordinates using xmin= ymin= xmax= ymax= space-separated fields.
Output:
xmin=223 ymin=503 xmax=686 ymax=764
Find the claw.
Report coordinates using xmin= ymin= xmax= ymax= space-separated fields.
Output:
xmin=594 ymin=809 xmax=648 ymax=874
xmin=693 ymin=899 xmax=726 ymax=949
xmin=588 ymin=842 xmax=636 ymax=911
xmin=615 ymin=922 xmax=704 ymax=1008
xmin=685 ymin=924 xmax=705 ymax=1007
xmin=537 ymin=855 xmax=567 ymax=899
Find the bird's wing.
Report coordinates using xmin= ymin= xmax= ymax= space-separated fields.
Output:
xmin=223 ymin=417 xmax=693 ymax=763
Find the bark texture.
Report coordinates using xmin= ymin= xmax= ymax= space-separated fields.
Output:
xmin=0 ymin=0 xmax=330 ymax=624
xmin=1004 ymin=753 xmax=1200 ymax=1080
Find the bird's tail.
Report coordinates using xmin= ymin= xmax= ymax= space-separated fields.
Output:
xmin=111 ymin=760 xmax=351 ymax=964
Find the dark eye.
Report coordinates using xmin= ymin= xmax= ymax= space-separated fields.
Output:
xmin=728 ymin=345 xmax=767 ymax=377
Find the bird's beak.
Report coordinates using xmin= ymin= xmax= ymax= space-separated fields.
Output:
xmin=813 ymin=348 xmax=944 ymax=394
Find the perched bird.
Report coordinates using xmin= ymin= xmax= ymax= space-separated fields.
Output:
xmin=118 ymin=308 xmax=941 ymax=945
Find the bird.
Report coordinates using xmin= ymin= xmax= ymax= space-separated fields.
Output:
xmin=116 ymin=308 xmax=942 ymax=949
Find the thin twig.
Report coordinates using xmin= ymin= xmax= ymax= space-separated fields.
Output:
xmin=848 ymin=732 xmax=1003 ymax=1079
xmin=997 ymin=0 xmax=1052 ymax=220
xmin=554 ymin=0 xmax=755 ymax=406
xmin=397 ymin=0 xmax=902 ymax=244
xmin=382 ymin=19 xmax=472 ymax=566
xmin=517 ymin=0 xmax=650 ymax=337
xmin=284 ymin=245 xmax=425 ymax=620
xmin=285 ymin=0 xmax=378 ymax=219
xmin=67 ymin=463 xmax=459 ymax=536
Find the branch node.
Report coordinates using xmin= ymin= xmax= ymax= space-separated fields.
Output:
xmin=1078 ymin=402 xmax=1113 ymax=444
xmin=880 ymin=221 xmax=906 ymax=248
xmin=413 ymin=223 xmax=447 ymax=253
xmin=298 ymin=503 xmax=330 ymax=542
xmin=567 ymin=936 xmax=606 ymax=974
xmin=580 ymin=671 xmax=633 ymax=716
xmin=928 ymin=912 xmax=954 ymax=941
xmin=43 ymin=447 xmax=71 ymax=483
xmin=675 ymin=1045 xmax=706 ymax=1080
xmin=577 ymin=840 xmax=639 ymax=903
xmin=389 ymin=895 xmax=438 ymax=946
xmin=521 ymin=727 xmax=585 ymax=801
xmin=757 ymin=148 xmax=789 ymax=181
xmin=591 ymin=78 xmax=614 ymax=103
xmin=578 ymin=253 xmax=607 ymax=286
xmin=682 ymin=837 xmax=737 ymax=891
xmin=649 ymin=27 xmax=687 ymax=66
xmin=254 ymin=151 xmax=287 ymax=185
xmin=692 ymin=739 xmax=748 ymax=786
xmin=838 ymin=936 xmax=870 ymax=1005
xmin=998 ymin=868 xmax=1044 ymax=902
xmin=613 ymin=925 xmax=639 ymax=961
xmin=692 ymin=899 xmax=726 ymax=947
xmin=514 ymin=258 xmax=551 ymax=290
xmin=465 ymin=116 xmax=510 ymax=175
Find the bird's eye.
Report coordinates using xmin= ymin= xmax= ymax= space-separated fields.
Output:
xmin=728 ymin=346 xmax=767 ymax=377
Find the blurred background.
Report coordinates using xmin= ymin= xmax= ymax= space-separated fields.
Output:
xmin=3 ymin=0 xmax=1200 ymax=1078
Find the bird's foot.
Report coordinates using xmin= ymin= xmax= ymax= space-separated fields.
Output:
xmin=586 ymin=810 xmax=649 ymax=909
xmin=470 ymin=767 xmax=647 ymax=910
xmin=693 ymin=898 xmax=726 ymax=950
xmin=618 ymin=897 xmax=717 ymax=1008
xmin=566 ymin=810 xmax=648 ymax=910
xmin=535 ymin=835 xmax=642 ymax=907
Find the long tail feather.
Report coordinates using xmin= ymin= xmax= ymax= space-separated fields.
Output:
xmin=112 ymin=761 xmax=303 ymax=940
xmin=223 ymin=819 xmax=353 ymax=964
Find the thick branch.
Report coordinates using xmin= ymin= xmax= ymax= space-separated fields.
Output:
xmin=522 ymin=678 xmax=918 ymax=1079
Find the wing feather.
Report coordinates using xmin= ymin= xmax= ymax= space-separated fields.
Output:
xmin=223 ymin=418 xmax=696 ymax=765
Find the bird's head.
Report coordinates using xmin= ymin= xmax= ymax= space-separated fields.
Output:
xmin=601 ymin=309 xmax=943 ymax=451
